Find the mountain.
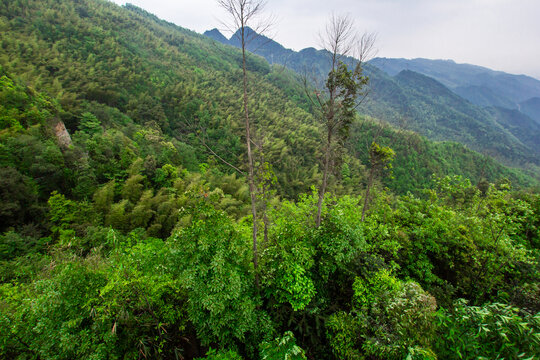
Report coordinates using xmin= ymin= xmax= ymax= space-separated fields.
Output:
xmin=203 ymin=28 xmax=228 ymax=43
xmin=520 ymin=97 xmax=540 ymax=124
xmin=0 ymin=0 xmax=537 ymax=201
xmin=487 ymin=107 xmax=540 ymax=153
xmin=204 ymin=29 xmax=540 ymax=170
xmin=2 ymin=2 xmax=540 ymax=360
xmin=453 ymin=85 xmax=517 ymax=109
xmin=366 ymin=69 xmax=540 ymax=166
xmin=369 ymin=57 xmax=540 ymax=108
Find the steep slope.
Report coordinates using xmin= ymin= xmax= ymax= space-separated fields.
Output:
xmin=520 ymin=97 xmax=540 ymax=124
xmin=205 ymin=29 xmax=540 ymax=170
xmin=392 ymin=70 xmax=535 ymax=162
xmin=370 ymin=57 xmax=540 ymax=108
xmin=487 ymin=107 xmax=540 ymax=154
xmin=348 ymin=118 xmax=537 ymax=193
xmin=0 ymin=0 xmax=324 ymax=198
xmin=453 ymin=85 xmax=517 ymax=109
xmin=0 ymin=0 xmax=536 ymax=199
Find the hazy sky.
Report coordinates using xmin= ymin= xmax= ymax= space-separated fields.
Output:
xmin=109 ymin=0 xmax=540 ymax=79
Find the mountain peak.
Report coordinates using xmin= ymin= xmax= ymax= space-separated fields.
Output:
xmin=203 ymin=28 xmax=228 ymax=44
xmin=227 ymin=27 xmax=288 ymax=56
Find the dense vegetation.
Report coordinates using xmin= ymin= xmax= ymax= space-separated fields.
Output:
xmin=1 ymin=0 xmax=539 ymax=359
xmin=208 ymin=28 xmax=540 ymax=172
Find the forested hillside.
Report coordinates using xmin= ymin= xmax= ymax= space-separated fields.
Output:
xmin=1 ymin=1 xmax=539 ymax=359
xmin=521 ymin=97 xmax=540 ymax=123
xmin=205 ymin=28 xmax=540 ymax=172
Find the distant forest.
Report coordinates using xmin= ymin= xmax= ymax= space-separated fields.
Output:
xmin=0 ymin=0 xmax=538 ymax=359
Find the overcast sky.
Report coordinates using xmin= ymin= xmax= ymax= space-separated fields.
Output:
xmin=109 ymin=0 xmax=540 ymax=79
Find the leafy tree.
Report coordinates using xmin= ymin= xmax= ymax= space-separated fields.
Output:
xmin=435 ymin=299 xmax=540 ymax=359
xmin=307 ymin=15 xmax=373 ymax=227
xmin=327 ymin=270 xmax=437 ymax=360
xmin=0 ymin=261 xmax=113 ymax=360
xmin=78 ymin=112 xmax=102 ymax=135
xmin=259 ymin=331 xmax=307 ymax=360
xmin=169 ymin=196 xmax=272 ymax=349
xmin=361 ymin=141 xmax=395 ymax=221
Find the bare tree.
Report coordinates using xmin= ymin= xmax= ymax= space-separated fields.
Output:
xmin=306 ymin=14 xmax=376 ymax=227
xmin=217 ymin=0 xmax=273 ymax=286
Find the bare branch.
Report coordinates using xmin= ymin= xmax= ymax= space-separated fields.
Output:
xmin=217 ymin=0 xmax=274 ymax=45
xmin=319 ymin=13 xmax=357 ymax=65
xmin=311 ymin=14 xmax=376 ymax=227
xmin=355 ymin=32 xmax=378 ymax=63
xmin=200 ymin=134 xmax=246 ymax=175
xmin=216 ymin=0 xmax=274 ymax=286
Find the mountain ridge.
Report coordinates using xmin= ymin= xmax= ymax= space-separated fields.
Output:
xmin=370 ymin=57 xmax=540 ymax=108
xmin=202 ymin=28 xmax=540 ymax=171
xmin=0 ymin=0 xmax=537 ymax=196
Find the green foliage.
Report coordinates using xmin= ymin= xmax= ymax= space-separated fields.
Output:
xmin=0 ymin=166 xmax=40 ymax=231
xmin=78 ymin=112 xmax=102 ymax=135
xmin=325 ymin=61 xmax=368 ymax=139
xmin=197 ymin=348 xmax=243 ymax=360
xmin=97 ymin=236 xmax=190 ymax=359
xmin=170 ymin=198 xmax=271 ymax=348
xmin=327 ymin=271 xmax=437 ymax=360
xmin=0 ymin=231 xmax=50 ymax=283
xmin=349 ymin=119 xmax=538 ymax=194
xmin=435 ymin=299 xmax=540 ymax=359
xmin=362 ymin=176 xmax=539 ymax=305
xmin=275 ymin=262 xmax=316 ymax=311
xmin=48 ymin=191 xmax=98 ymax=251
xmin=261 ymin=193 xmax=317 ymax=311
xmin=325 ymin=312 xmax=363 ymax=360
xmin=352 ymin=269 xmax=400 ymax=309
xmin=0 ymin=260 xmax=114 ymax=360
xmin=259 ymin=331 xmax=307 ymax=360
xmin=0 ymin=1 xmax=539 ymax=360
xmin=0 ymin=234 xmax=195 ymax=360
xmin=313 ymin=195 xmax=366 ymax=278
xmin=369 ymin=141 xmax=395 ymax=173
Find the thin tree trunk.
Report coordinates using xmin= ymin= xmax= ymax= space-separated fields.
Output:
xmin=316 ymin=131 xmax=332 ymax=227
xmin=241 ymin=26 xmax=259 ymax=287
xmin=263 ymin=201 xmax=269 ymax=244
xmin=361 ymin=169 xmax=374 ymax=222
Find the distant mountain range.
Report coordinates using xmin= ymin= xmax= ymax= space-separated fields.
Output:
xmin=0 ymin=0 xmax=536 ymax=199
xmin=204 ymin=28 xmax=540 ymax=171
xmin=369 ymin=58 xmax=540 ymax=109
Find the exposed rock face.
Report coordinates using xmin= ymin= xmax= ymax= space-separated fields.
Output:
xmin=53 ymin=119 xmax=72 ymax=149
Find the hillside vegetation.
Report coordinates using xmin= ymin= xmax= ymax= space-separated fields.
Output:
xmin=1 ymin=1 xmax=539 ymax=359
xmin=207 ymin=29 xmax=540 ymax=171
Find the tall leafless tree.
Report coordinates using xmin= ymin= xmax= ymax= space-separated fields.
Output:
xmin=217 ymin=0 xmax=273 ymax=286
xmin=307 ymin=14 xmax=376 ymax=227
